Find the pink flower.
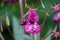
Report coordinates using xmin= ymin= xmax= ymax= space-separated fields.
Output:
xmin=27 ymin=9 xmax=39 ymax=24
xmin=53 ymin=4 xmax=60 ymax=11
xmin=53 ymin=12 xmax=60 ymax=23
xmin=51 ymin=3 xmax=60 ymax=13
xmin=25 ymin=23 xmax=41 ymax=34
xmin=20 ymin=9 xmax=41 ymax=34
xmin=53 ymin=26 xmax=60 ymax=39
xmin=20 ymin=9 xmax=39 ymax=25
xmin=54 ymin=32 xmax=60 ymax=38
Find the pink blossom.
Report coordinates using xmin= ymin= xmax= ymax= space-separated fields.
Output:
xmin=53 ymin=26 xmax=60 ymax=39
xmin=27 ymin=9 xmax=39 ymax=24
xmin=20 ymin=9 xmax=39 ymax=25
xmin=54 ymin=32 xmax=60 ymax=38
xmin=20 ymin=9 xmax=41 ymax=34
xmin=53 ymin=4 xmax=60 ymax=11
xmin=51 ymin=3 xmax=60 ymax=12
xmin=25 ymin=23 xmax=41 ymax=34
xmin=53 ymin=12 xmax=60 ymax=23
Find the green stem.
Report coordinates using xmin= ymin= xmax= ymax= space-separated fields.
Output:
xmin=41 ymin=32 xmax=53 ymax=40
xmin=40 ymin=8 xmax=51 ymax=40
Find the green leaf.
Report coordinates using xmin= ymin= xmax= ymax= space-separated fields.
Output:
xmin=12 ymin=16 xmax=32 ymax=40
xmin=45 ymin=27 xmax=53 ymax=40
xmin=12 ymin=16 xmax=25 ymax=40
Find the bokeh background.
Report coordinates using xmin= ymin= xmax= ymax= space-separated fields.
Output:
xmin=0 ymin=0 xmax=60 ymax=40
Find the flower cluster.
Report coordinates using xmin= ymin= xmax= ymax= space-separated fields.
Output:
xmin=52 ymin=4 xmax=60 ymax=39
xmin=20 ymin=9 xmax=41 ymax=34
xmin=52 ymin=3 xmax=60 ymax=23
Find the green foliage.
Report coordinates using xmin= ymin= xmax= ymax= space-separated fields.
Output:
xmin=0 ymin=0 xmax=60 ymax=40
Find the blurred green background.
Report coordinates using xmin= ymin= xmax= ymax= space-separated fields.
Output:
xmin=0 ymin=0 xmax=60 ymax=40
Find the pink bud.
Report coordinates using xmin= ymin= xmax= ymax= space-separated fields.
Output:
xmin=53 ymin=12 xmax=60 ymax=23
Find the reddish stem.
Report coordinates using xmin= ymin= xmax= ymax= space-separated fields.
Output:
xmin=19 ymin=0 xmax=24 ymax=19
xmin=41 ymin=8 xmax=51 ymax=29
xmin=40 ymin=8 xmax=51 ymax=40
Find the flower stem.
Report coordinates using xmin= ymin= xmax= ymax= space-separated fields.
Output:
xmin=41 ymin=8 xmax=51 ymax=29
xmin=56 ymin=24 xmax=60 ymax=31
xmin=19 ymin=0 xmax=24 ymax=19
xmin=41 ymin=32 xmax=53 ymax=40
xmin=40 ymin=8 xmax=51 ymax=40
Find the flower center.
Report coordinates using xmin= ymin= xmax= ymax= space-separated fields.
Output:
xmin=30 ymin=19 xmax=34 ymax=24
